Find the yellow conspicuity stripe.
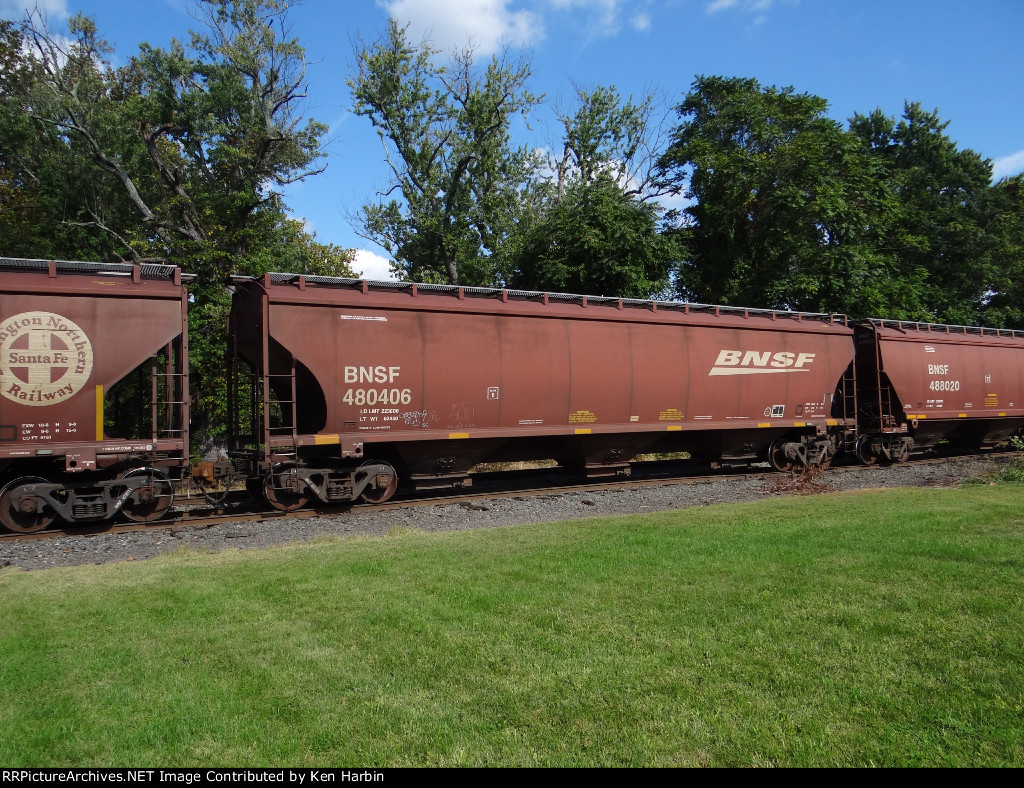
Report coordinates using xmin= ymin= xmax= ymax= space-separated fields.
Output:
xmin=449 ymin=432 xmax=470 ymax=439
xmin=95 ymin=384 xmax=104 ymax=441
xmin=574 ymin=428 xmax=592 ymax=435
xmin=666 ymin=425 xmax=682 ymax=431
xmin=758 ymin=422 xmax=771 ymax=428
xmin=314 ymin=434 xmax=340 ymax=445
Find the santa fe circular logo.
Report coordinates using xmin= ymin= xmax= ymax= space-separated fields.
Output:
xmin=0 ymin=311 xmax=94 ymax=406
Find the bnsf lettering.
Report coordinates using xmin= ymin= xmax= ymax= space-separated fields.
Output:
xmin=928 ymin=364 xmax=950 ymax=376
xmin=344 ymin=366 xmax=401 ymax=384
xmin=713 ymin=350 xmax=816 ymax=368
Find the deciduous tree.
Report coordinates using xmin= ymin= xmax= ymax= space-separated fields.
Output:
xmin=349 ymin=20 xmax=540 ymax=285
xmin=657 ymin=75 xmax=904 ymax=317
xmin=509 ymin=84 xmax=676 ymax=298
xmin=850 ymin=103 xmax=1001 ymax=324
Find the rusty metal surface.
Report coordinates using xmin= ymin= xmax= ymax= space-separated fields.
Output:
xmin=230 ymin=275 xmax=856 ymax=469
xmin=862 ymin=319 xmax=1024 ymax=449
xmin=0 ymin=258 xmax=192 ymax=469
xmin=868 ymin=321 xmax=1024 ymax=421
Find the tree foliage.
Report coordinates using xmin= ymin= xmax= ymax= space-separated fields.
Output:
xmin=551 ymin=83 xmax=663 ymax=201
xmin=657 ymin=75 xmax=907 ymax=316
xmin=349 ymin=20 xmax=540 ymax=286
xmin=655 ymin=77 xmax=1023 ymax=322
xmin=978 ymin=174 xmax=1024 ymax=328
xmin=508 ymin=175 xmax=676 ymax=297
xmin=508 ymin=84 xmax=676 ymax=298
xmin=849 ymin=103 xmax=1003 ymax=324
xmin=5 ymin=0 xmax=339 ymax=288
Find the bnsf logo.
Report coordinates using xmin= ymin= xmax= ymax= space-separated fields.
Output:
xmin=709 ymin=350 xmax=816 ymax=377
xmin=344 ymin=365 xmax=401 ymax=383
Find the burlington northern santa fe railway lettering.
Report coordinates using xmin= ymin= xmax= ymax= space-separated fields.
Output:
xmin=2 ymin=256 xmax=1024 ymax=534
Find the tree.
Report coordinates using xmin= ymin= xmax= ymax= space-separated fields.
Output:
xmin=977 ymin=174 xmax=1024 ymax=328
xmin=508 ymin=84 xmax=676 ymax=298
xmin=657 ymin=75 xmax=906 ymax=317
xmin=11 ymin=0 xmax=327 ymax=283
xmin=349 ymin=20 xmax=540 ymax=286
xmin=850 ymin=103 xmax=1001 ymax=324
xmin=551 ymin=83 xmax=664 ymax=201
xmin=0 ymin=19 xmax=140 ymax=261
xmin=509 ymin=175 xmax=676 ymax=297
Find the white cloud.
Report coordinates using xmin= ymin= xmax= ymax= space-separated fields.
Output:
xmin=381 ymin=0 xmax=542 ymax=54
xmin=992 ymin=150 xmax=1024 ymax=181
xmin=631 ymin=12 xmax=651 ymax=32
xmin=353 ymin=248 xmax=398 ymax=281
xmin=0 ymin=0 xmax=66 ymax=20
xmin=547 ymin=0 xmax=657 ymax=38
xmin=706 ymin=0 xmax=774 ymax=14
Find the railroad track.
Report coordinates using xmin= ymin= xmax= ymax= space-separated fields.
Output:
xmin=0 ymin=451 xmax=1012 ymax=546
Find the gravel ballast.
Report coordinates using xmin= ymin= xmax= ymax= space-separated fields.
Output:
xmin=0 ymin=455 xmax=1012 ymax=572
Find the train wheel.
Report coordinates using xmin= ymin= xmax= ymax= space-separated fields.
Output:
xmin=768 ymin=439 xmax=795 ymax=473
xmin=264 ymin=463 xmax=309 ymax=512
xmin=0 ymin=477 xmax=56 ymax=534
xmin=357 ymin=461 xmax=398 ymax=504
xmin=856 ymin=436 xmax=878 ymax=466
xmin=121 ymin=468 xmax=175 ymax=523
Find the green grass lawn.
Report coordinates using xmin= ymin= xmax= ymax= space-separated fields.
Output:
xmin=1 ymin=485 xmax=1022 ymax=767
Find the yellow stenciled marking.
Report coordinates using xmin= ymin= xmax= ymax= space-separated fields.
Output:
xmin=95 ymin=384 xmax=104 ymax=441
xmin=574 ymin=428 xmax=592 ymax=435
xmin=314 ymin=434 xmax=340 ymax=445
xmin=758 ymin=422 xmax=771 ymax=428
xmin=666 ymin=425 xmax=682 ymax=431
xmin=449 ymin=432 xmax=470 ymax=439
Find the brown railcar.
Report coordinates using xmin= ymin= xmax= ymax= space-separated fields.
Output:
xmin=854 ymin=319 xmax=1024 ymax=463
xmin=228 ymin=274 xmax=858 ymax=509
xmin=0 ymin=258 xmax=191 ymax=531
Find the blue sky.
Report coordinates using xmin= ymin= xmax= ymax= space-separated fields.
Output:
xmin=3 ymin=0 xmax=1022 ymax=279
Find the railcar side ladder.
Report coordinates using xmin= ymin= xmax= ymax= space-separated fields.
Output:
xmin=150 ymin=341 xmax=188 ymax=448
xmin=266 ymin=357 xmax=299 ymax=453
xmin=838 ymin=362 xmax=858 ymax=452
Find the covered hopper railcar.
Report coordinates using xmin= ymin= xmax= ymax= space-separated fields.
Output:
xmin=0 ymin=258 xmax=192 ymax=532
xmin=226 ymin=273 xmax=860 ymax=510
xmin=854 ymin=319 xmax=1024 ymax=464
